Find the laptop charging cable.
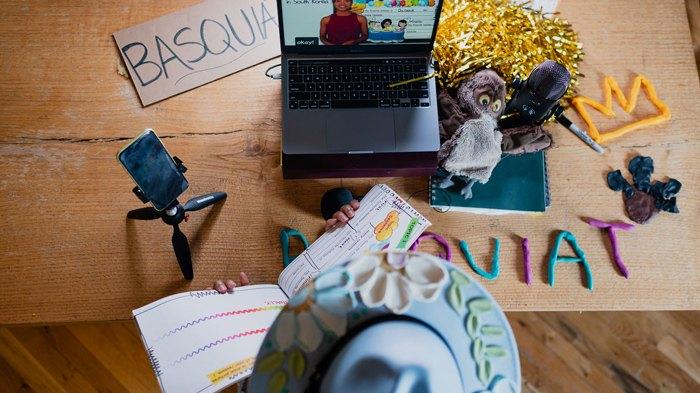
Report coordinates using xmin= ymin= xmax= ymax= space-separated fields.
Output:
xmin=264 ymin=63 xmax=282 ymax=80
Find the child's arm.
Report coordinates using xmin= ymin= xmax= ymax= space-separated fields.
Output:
xmin=319 ymin=16 xmax=333 ymax=45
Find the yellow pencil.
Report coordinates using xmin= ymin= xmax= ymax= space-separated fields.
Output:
xmin=388 ymin=72 xmax=435 ymax=88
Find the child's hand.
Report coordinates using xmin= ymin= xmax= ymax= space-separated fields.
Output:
xmin=325 ymin=200 xmax=360 ymax=231
xmin=212 ymin=272 xmax=251 ymax=294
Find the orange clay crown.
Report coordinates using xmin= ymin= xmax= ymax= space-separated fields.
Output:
xmin=570 ymin=75 xmax=671 ymax=144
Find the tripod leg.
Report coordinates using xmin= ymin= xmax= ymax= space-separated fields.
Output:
xmin=172 ymin=224 xmax=194 ymax=280
xmin=183 ymin=192 xmax=227 ymax=212
xmin=127 ymin=207 xmax=162 ymax=220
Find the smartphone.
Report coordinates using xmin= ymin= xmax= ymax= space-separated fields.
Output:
xmin=117 ymin=129 xmax=189 ymax=211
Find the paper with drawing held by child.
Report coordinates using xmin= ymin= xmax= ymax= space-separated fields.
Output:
xmin=278 ymin=184 xmax=431 ymax=297
xmin=132 ymin=285 xmax=288 ymax=393
xmin=113 ymin=0 xmax=280 ymax=106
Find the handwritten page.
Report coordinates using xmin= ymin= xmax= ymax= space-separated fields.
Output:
xmin=278 ymin=184 xmax=431 ymax=297
xmin=133 ymin=285 xmax=287 ymax=393
xmin=113 ymin=0 xmax=281 ymax=106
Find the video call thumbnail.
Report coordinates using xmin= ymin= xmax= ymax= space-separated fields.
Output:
xmin=281 ymin=0 xmax=440 ymax=46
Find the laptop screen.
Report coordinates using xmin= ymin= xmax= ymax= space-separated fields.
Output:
xmin=278 ymin=0 xmax=442 ymax=53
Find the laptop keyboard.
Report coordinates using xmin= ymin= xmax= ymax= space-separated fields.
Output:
xmin=286 ymin=58 xmax=430 ymax=110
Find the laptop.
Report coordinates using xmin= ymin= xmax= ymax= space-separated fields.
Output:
xmin=277 ymin=0 xmax=444 ymax=178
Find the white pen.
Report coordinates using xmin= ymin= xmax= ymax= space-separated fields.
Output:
xmin=555 ymin=114 xmax=606 ymax=154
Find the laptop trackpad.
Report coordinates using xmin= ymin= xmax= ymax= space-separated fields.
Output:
xmin=325 ymin=111 xmax=395 ymax=152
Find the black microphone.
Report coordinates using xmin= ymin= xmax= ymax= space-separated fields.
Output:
xmin=500 ymin=60 xmax=604 ymax=153
xmin=500 ymin=60 xmax=570 ymax=127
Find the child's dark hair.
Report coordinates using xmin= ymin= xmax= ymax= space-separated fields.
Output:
xmin=381 ymin=19 xmax=392 ymax=28
xmin=398 ymin=19 xmax=407 ymax=25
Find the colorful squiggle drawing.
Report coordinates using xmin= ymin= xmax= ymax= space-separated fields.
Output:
xmin=374 ymin=210 xmax=399 ymax=241
xmin=157 ymin=305 xmax=284 ymax=341
xmin=171 ymin=328 xmax=269 ymax=366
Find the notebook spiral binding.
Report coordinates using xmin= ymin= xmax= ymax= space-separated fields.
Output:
xmin=190 ymin=290 xmax=219 ymax=299
xmin=147 ymin=346 xmax=163 ymax=377
xmin=543 ymin=151 xmax=551 ymax=208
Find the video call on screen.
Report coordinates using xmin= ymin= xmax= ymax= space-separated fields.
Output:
xmin=281 ymin=0 xmax=440 ymax=46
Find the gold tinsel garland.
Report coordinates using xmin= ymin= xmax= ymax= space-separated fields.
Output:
xmin=433 ymin=0 xmax=584 ymax=99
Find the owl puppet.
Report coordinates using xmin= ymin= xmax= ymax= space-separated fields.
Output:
xmin=436 ymin=70 xmax=553 ymax=198
xmin=436 ymin=70 xmax=505 ymax=198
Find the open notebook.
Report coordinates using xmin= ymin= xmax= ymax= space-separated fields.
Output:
xmin=132 ymin=184 xmax=430 ymax=393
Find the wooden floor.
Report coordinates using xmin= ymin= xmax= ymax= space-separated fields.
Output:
xmin=0 ymin=311 xmax=697 ymax=392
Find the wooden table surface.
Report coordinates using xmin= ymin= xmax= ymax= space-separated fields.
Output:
xmin=0 ymin=0 xmax=698 ymax=325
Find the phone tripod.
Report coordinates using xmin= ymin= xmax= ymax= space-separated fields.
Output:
xmin=126 ymin=166 xmax=226 ymax=280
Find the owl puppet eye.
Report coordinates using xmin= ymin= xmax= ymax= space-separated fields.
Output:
xmin=491 ymin=99 xmax=501 ymax=112
xmin=478 ymin=94 xmax=491 ymax=106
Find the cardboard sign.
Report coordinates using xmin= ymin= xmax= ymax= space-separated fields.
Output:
xmin=114 ymin=0 xmax=281 ymax=106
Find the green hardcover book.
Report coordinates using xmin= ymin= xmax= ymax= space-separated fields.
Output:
xmin=430 ymin=151 xmax=550 ymax=214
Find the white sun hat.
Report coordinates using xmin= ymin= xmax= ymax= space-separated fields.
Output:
xmin=249 ymin=251 xmax=521 ymax=393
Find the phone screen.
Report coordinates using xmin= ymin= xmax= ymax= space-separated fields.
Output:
xmin=118 ymin=130 xmax=188 ymax=211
